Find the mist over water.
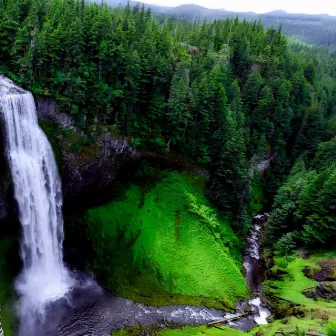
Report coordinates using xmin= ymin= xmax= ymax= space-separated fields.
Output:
xmin=0 ymin=76 xmax=73 ymax=334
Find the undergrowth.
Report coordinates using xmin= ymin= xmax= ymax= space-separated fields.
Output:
xmin=85 ymin=172 xmax=248 ymax=309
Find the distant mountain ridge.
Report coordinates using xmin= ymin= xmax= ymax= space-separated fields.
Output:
xmin=88 ymin=0 xmax=336 ymax=50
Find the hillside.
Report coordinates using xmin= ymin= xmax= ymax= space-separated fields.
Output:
xmin=88 ymin=0 xmax=336 ymax=50
xmin=0 ymin=0 xmax=336 ymax=334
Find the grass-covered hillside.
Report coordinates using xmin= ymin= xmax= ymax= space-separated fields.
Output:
xmin=112 ymin=251 xmax=336 ymax=336
xmin=84 ymin=172 xmax=248 ymax=309
xmin=264 ymin=251 xmax=336 ymax=315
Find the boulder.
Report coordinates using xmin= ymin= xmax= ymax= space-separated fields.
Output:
xmin=303 ymin=260 xmax=336 ymax=281
xmin=315 ymin=260 xmax=336 ymax=281
xmin=303 ymin=282 xmax=336 ymax=301
xmin=316 ymin=282 xmax=336 ymax=300
xmin=253 ymin=213 xmax=270 ymax=222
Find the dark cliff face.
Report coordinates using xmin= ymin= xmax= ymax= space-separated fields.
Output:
xmin=36 ymin=97 xmax=76 ymax=131
xmin=0 ymin=96 xmax=199 ymax=214
xmin=35 ymin=96 xmax=147 ymax=209
xmin=59 ymin=133 xmax=140 ymax=209
xmin=0 ymin=126 xmax=9 ymax=222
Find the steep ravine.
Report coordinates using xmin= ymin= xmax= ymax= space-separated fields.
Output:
xmin=0 ymin=86 xmax=273 ymax=335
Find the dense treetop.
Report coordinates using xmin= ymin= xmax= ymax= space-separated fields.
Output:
xmin=0 ymin=0 xmax=335 ymax=242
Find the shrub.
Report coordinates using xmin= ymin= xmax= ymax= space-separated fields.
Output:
xmin=274 ymin=232 xmax=297 ymax=256
xmin=325 ymin=319 xmax=336 ymax=336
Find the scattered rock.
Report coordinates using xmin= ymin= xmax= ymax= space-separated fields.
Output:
xmin=303 ymin=282 xmax=336 ymax=301
xmin=253 ymin=213 xmax=270 ymax=222
xmin=298 ymin=249 xmax=312 ymax=260
xmin=303 ymin=266 xmax=314 ymax=279
xmin=316 ymin=282 xmax=336 ymax=300
xmin=281 ymin=317 xmax=289 ymax=324
xmin=302 ymin=259 xmax=336 ymax=281
xmin=255 ymin=330 xmax=265 ymax=336
xmin=315 ymin=260 xmax=336 ymax=281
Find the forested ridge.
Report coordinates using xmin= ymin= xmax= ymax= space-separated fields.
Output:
xmin=1 ymin=0 xmax=336 ymax=250
xmin=2 ymin=0 xmax=336 ymax=335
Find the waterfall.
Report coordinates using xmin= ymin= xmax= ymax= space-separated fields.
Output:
xmin=0 ymin=76 xmax=72 ymax=331
xmin=244 ymin=214 xmax=271 ymax=325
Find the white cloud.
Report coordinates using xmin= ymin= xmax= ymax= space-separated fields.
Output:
xmin=141 ymin=0 xmax=336 ymax=15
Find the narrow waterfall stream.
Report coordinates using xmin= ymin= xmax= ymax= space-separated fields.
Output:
xmin=245 ymin=214 xmax=271 ymax=325
xmin=0 ymin=77 xmax=271 ymax=335
xmin=0 ymin=76 xmax=73 ymax=334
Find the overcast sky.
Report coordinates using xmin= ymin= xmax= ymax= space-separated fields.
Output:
xmin=140 ymin=0 xmax=336 ymax=16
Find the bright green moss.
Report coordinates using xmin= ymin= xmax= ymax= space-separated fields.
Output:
xmin=111 ymin=317 xmax=324 ymax=336
xmin=86 ymin=172 xmax=248 ymax=309
xmin=0 ymin=238 xmax=16 ymax=336
xmin=159 ymin=317 xmax=324 ymax=336
xmin=264 ymin=251 xmax=336 ymax=313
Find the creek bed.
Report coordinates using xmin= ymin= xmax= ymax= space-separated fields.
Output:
xmin=29 ymin=214 xmax=271 ymax=336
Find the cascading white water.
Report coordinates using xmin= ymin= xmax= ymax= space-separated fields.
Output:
xmin=0 ymin=76 xmax=72 ymax=329
xmin=244 ymin=214 xmax=271 ymax=325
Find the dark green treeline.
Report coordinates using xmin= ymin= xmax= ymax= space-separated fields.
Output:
xmin=1 ymin=0 xmax=336 ymax=238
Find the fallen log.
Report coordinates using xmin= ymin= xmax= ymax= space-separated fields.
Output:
xmin=207 ymin=312 xmax=249 ymax=326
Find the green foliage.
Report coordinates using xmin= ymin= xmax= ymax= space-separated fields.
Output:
xmin=1 ymin=0 xmax=336 ymax=241
xmin=274 ymin=232 xmax=297 ymax=256
xmin=266 ymin=136 xmax=336 ymax=250
xmin=264 ymin=251 xmax=336 ymax=313
xmin=249 ymin=179 xmax=265 ymax=215
xmin=326 ymin=319 xmax=336 ymax=336
xmin=85 ymin=172 xmax=248 ymax=309
xmin=0 ymin=0 xmax=336 ymax=231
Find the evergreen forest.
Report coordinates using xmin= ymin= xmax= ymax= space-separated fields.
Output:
xmin=0 ymin=0 xmax=336 ymax=335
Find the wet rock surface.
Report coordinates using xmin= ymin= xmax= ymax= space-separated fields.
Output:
xmin=30 ymin=277 xmax=245 ymax=336
xmin=31 ymin=214 xmax=274 ymax=336
xmin=36 ymin=97 xmax=76 ymax=131
xmin=242 ymin=214 xmax=272 ymax=326
xmin=59 ymin=133 xmax=138 ymax=202
xmin=304 ymin=282 xmax=336 ymax=301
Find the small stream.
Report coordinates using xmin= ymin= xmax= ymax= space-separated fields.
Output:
xmin=0 ymin=78 xmax=272 ymax=335
xmin=28 ymin=275 xmax=246 ymax=336
xmin=244 ymin=214 xmax=271 ymax=325
xmin=27 ymin=214 xmax=271 ymax=336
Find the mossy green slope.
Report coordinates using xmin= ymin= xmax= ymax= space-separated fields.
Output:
xmin=159 ymin=317 xmax=324 ymax=336
xmin=86 ymin=172 xmax=248 ymax=309
xmin=264 ymin=251 xmax=336 ymax=312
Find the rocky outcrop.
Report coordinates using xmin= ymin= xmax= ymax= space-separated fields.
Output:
xmin=303 ymin=282 xmax=336 ymax=301
xmin=36 ymin=96 xmax=76 ymax=131
xmin=303 ymin=259 xmax=336 ymax=281
xmin=0 ymin=118 xmax=12 ymax=223
xmin=35 ymin=96 xmax=208 ymax=206
xmin=58 ymin=132 xmax=140 ymax=202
